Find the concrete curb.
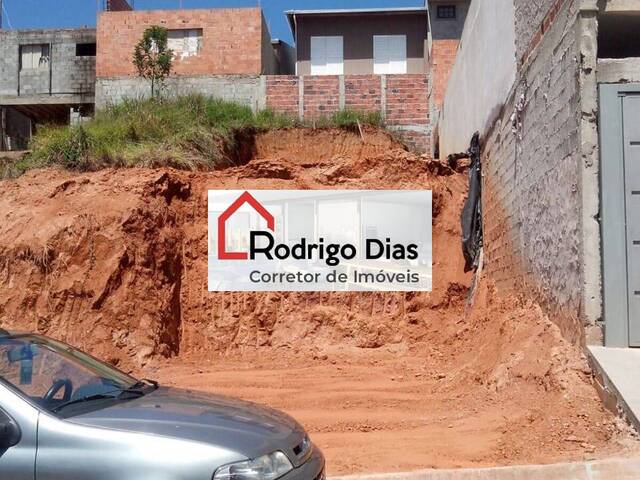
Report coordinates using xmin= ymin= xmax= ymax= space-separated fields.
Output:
xmin=329 ymin=457 xmax=640 ymax=480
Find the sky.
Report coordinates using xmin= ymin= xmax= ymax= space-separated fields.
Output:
xmin=0 ymin=0 xmax=424 ymax=43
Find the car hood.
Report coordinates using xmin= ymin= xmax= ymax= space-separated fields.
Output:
xmin=67 ymin=387 xmax=307 ymax=463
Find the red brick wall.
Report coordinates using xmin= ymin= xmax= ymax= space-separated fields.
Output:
xmin=265 ymin=76 xmax=299 ymax=117
xmin=385 ymin=74 xmax=429 ymax=125
xmin=345 ymin=75 xmax=381 ymax=112
xmin=394 ymin=130 xmax=431 ymax=154
xmin=431 ymin=39 xmax=460 ymax=107
xmin=262 ymin=74 xmax=430 ymax=153
xmin=303 ymin=76 xmax=340 ymax=119
xmin=106 ymin=0 xmax=132 ymax=11
xmin=96 ymin=8 xmax=264 ymax=77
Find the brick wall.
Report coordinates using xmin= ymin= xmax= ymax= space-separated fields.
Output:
xmin=481 ymin=0 xmax=588 ymax=343
xmin=344 ymin=75 xmax=381 ymax=112
xmin=262 ymin=74 xmax=430 ymax=153
xmin=385 ymin=74 xmax=429 ymax=125
xmin=96 ymin=8 xmax=265 ymax=77
xmin=303 ymin=76 xmax=341 ymax=118
xmin=265 ymin=76 xmax=299 ymax=117
xmin=430 ymin=39 xmax=460 ymax=107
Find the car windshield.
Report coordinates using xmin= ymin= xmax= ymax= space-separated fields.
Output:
xmin=0 ymin=334 xmax=145 ymax=416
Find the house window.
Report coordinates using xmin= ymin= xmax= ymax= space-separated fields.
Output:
xmin=373 ymin=35 xmax=407 ymax=74
xmin=76 ymin=43 xmax=96 ymax=57
xmin=310 ymin=36 xmax=343 ymax=75
xmin=20 ymin=44 xmax=50 ymax=70
xmin=437 ymin=5 xmax=457 ymax=19
xmin=168 ymin=29 xmax=203 ymax=59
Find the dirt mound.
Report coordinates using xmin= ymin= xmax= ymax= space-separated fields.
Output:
xmin=0 ymin=128 xmax=466 ymax=367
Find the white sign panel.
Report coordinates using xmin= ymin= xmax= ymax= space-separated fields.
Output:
xmin=208 ymin=190 xmax=432 ymax=292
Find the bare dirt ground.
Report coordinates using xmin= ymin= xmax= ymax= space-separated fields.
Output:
xmin=147 ymin=286 xmax=639 ymax=475
xmin=0 ymin=128 xmax=638 ymax=475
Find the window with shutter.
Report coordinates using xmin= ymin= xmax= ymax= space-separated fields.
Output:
xmin=373 ymin=35 xmax=407 ymax=74
xmin=20 ymin=44 xmax=50 ymax=70
xmin=310 ymin=36 xmax=343 ymax=75
xmin=168 ymin=29 xmax=203 ymax=59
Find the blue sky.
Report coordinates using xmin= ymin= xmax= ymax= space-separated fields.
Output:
xmin=1 ymin=0 xmax=424 ymax=43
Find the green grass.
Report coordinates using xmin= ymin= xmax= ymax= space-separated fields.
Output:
xmin=1 ymin=95 xmax=385 ymax=178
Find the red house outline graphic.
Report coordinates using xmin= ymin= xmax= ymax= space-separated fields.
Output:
xmin=218 ymin=191 xmax=275 ymax=260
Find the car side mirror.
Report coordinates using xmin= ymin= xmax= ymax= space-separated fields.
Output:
xmin=0 ymin=411 xmax=21 ymax=450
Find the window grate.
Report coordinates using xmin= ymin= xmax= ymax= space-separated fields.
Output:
xmin=437 ymin=5 xmax=456 ymax=19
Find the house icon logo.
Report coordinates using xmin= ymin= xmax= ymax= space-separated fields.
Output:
xmin=217 ymin=191 xmax=275 ymax=260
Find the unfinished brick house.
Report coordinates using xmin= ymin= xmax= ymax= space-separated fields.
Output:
xmin=438 ymin=0 xmax=640 ymax=427
xmin=95 ymin=7 xmax=278 ymax=108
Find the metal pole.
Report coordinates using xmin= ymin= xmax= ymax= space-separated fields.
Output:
xmin=1 ymin=0 xmax=4 ymax=30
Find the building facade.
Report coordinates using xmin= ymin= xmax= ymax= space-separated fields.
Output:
xmin=286 ymin=7 xmax=430 ymax=76
xmin=0 ymin=28 xmax=97 ymax=150
xmin=94 ymin=7 xmax=278 ymax=108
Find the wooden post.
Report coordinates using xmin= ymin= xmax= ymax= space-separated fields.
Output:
xmin=0 ymin=107 xmax=6 ymax=151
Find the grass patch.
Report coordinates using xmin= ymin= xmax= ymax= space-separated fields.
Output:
xmin=6 ymin=95 xmax=385 ymax=177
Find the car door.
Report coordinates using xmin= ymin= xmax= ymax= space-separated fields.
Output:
xmin=0 ymin=384 xmax=38 ymax=480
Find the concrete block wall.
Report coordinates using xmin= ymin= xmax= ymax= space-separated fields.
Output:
xmin=0 ymin=29 xmax=96 ymax=100
xmin=96 ymin=8 xmax=268 ymax=78
xmin=95 ymin=75 xmax=261 ymax=110
xmin=514 ymin=0 xmax=564 ymax=62
xmin=480 ymin=0 xmax=600 ymax=343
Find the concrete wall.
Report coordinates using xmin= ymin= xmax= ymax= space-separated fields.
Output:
xmin=95 ymin=75 xmax=262 ymax=110
xmin=0 ymin=28 xmax=96 ymax=102
xmin=96 ymin=8 xmax=268 ymax=78
xmin=294 ymin=11 xmax=429 ymax=75
xmin=438 ymin=0 xmax=516 ymax=158
xmin=597 ymin=57 xmax=640 ymax=83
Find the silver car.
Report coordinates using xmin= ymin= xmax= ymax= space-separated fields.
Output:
xmin=0 ymin=330 xmax=325 ymax=480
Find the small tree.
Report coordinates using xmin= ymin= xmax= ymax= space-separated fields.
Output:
xmin=133 ymin=26 xmax=173 ymax=98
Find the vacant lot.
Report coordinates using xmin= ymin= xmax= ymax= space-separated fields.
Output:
xmin=0 ymin=128 xmax=637 ymax=475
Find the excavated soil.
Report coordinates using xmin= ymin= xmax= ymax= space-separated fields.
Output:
xmin=0 ymin=127 xmax=637 ymax=474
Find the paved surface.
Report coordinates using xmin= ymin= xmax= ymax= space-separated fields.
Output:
xmin=588 ymin=346 xmax=640 ymax=430
xmin=330 ymin=457 xmax=640 ymax=480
